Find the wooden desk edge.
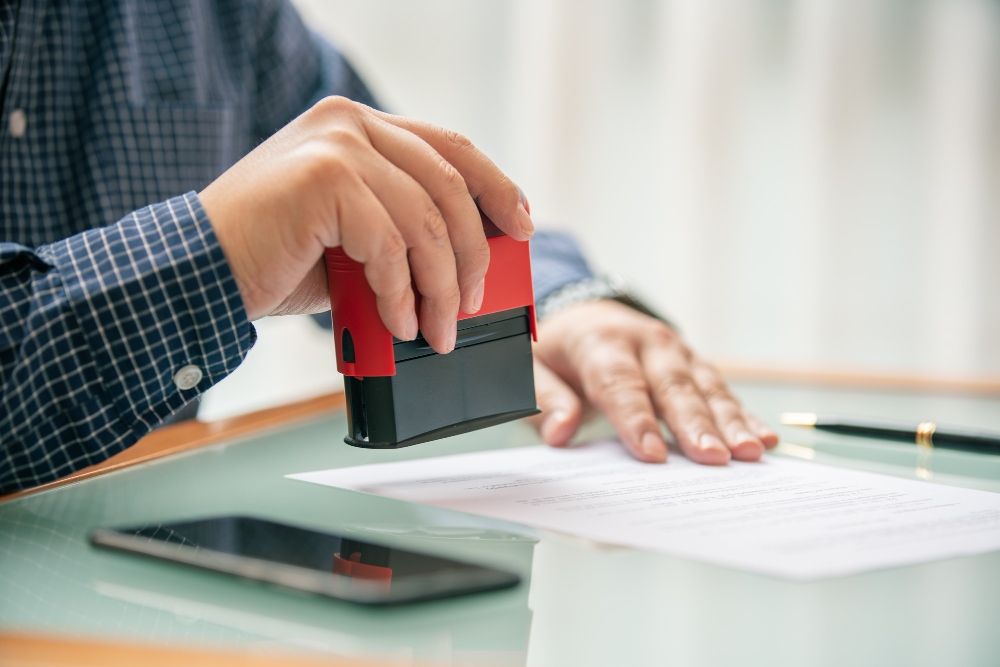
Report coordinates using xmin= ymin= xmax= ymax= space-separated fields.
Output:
xmin=718 ymin=363 xmax=1000 ymax=396
xmin=0 ymin=630 xmax=401 ymax=667
xmin=0 ymin=392 xmax=346 ymax=504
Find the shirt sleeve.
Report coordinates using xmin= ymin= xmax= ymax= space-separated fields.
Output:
xmin=0 ymin=193 xmax=254 ymax=494
xmin=529 ymin=231 xmax=597 ymax=304
xmin=251 ymin=1 xmax=381 ymax=142
xmin=309 ymin=33 xmax=381 ymax=110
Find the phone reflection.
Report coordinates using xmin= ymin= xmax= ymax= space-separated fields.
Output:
xmin=81 ymin=516 xmax=537 ymax=667
xmin=99 ymin=517 xmax=521 ymax=605
xmin=333 ymin=541 xmax=393 ymax=595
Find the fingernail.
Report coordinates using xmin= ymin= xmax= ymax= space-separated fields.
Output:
xmin=640 ymin=432 xmax=667 ymax=461
xmin=446 ymin=321 xmax=457 ymax=353
xmin=732 ymin=431 xmax=765 ymax=460
xmin=518 ymin=203 xmax=534 ymax=236
xmin=404 ymin=312 xmax=419 ymax=341
xmin=471 ymin=279 xmax=485 ymax=313
xmin=699 ymin=433 xmax=728 ymax=453
xmin=541 ymin=409 xmax=569 ymax=443
xmin=759 ymin=429 xmax=780 ymax=447
xmin=516 ymin=184 xmax=530 ymax=212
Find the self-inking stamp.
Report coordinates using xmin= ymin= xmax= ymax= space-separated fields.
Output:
xmin=325 ymin=200 xmax=539 ymax=449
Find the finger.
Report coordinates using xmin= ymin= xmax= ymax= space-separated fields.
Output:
xmin=576 ymin=342 xmax=667 ymax=463
xmin=640 ymin=335 xmax=730 ymax=465
xmin=342 ymin=136 xmax=462 ymax=353
xmin=369 ymin=109 xmax=534 ymax=241
xmin=690 ymin=359 xmax=765 ymax=461
xmin=531 ymin=359 xmax=584 ymax=448
xmin=357 ymin=113 xmax=491 ymax=316
xmin=742 ymin=411 xmax=780 ymax=449
xmin=334 ymin=176 xmax=418 ymax=342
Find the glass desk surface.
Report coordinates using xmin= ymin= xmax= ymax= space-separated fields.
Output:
xmin=2 ymin=381 xmax=999 ymax=667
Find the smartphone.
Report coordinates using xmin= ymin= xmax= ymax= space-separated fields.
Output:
xmin=90 ymin=515 xmax=520 ymax=605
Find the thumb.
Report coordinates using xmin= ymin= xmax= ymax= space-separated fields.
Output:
xmin=531 ymin=359 xmax=583 ymax=447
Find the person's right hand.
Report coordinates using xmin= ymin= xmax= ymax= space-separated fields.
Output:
xmin=200 ymin=96 xmax=534 ymax=353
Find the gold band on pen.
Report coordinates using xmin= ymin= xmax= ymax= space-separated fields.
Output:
xmin=916 ymin=421 xmax=936 ymax=448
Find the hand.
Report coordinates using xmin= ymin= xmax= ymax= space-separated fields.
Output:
xmin=200 ymin=96 xmax=533 ymax=353
xmin=531 ymin=300 xmax=778 ymax=464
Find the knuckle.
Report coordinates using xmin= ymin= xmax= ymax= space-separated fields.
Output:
xmin=466 ymin=240 xmax=491 ymax=275
xmin=315 ymin=95 xmax=356 ymax=116
xmin=436 ymin=159 xmax=467 ymax=194
xmin=421 ymin=206 xmax=449 ymax=244
xmin=428 ymin=282 xmax=461 ymax=308
xmin=592 ymin=360 xmax=645 ymax=397
xmin=379 ymin=231 xmax=408 ymax=268
xmin=324 ymin=126 xmax=364 ymax=150
xmin=646 ymin=321 xmax=679 ymax=345
xmin=442 ymin=128 xmax=474 ymax=152
xmin=652 ymin=369 xmax=698 ymax=398
xmin=384 ymin=282 xmax=413 ymax=308
xmin=300 ymin=145 xmax=349 ymax=189
xmin=308 ymin=130 xmax=361 ymax=169
xmin=617 ymin=404 xmax=658 ymax=433
xmin=701 ymin=380 xmax=734 ymax=403
xmin=455 ymin=237 xmax=490 ymax=276
xmin=369 ymin=270 xmax=411 ymax=306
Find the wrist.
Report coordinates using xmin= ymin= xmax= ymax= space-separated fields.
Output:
xmin=198 ymin=188 xmax=265 ymax=321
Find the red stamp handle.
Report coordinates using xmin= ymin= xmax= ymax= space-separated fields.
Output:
xmin=325 ymin=209 xmax=536 ymax=378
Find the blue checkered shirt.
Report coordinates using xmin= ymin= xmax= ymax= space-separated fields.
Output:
xmin=0 ymin=0 xmax=594 ymax=494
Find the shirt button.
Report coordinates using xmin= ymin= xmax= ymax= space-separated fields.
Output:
xmin=173 ymin=364 xmax=204 ymax=390
xmin=9 ymin=109 xmax=26 ymax=138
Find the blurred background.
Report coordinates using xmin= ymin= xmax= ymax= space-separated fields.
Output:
xmin=202 ymin=0 xmax=1000 ymax=420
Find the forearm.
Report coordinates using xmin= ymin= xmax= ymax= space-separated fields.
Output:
xmin=0 ymin=194 xmax=253 ymax=494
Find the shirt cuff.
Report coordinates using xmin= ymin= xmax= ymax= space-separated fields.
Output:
xmin=529 ymin=230 xmax=597 ymax=304
xmin=44 ymin=192 xmax=254 ymax=427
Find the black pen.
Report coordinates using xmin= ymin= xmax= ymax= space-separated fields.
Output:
xmin=780 ymin=413 xmax=1000 ymax=455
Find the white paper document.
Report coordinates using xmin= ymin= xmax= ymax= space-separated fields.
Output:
xmin=288 ymin=441 xmax=1000 ymax=580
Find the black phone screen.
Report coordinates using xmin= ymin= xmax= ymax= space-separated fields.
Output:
xmin=90 ymin=516 xmax=520 ymax=605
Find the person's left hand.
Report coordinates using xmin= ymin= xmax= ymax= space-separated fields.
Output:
xmin=531 ymin=299 xmax=778 ymax=464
